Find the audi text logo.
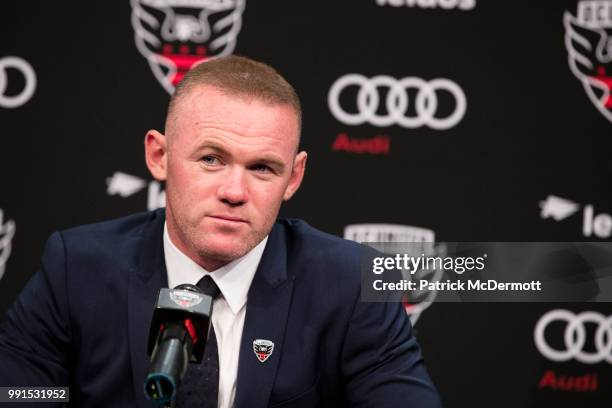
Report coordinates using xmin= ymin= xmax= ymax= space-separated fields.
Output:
xmin=328 ymin=74 xmax=467 ymax=130
xmin=0 ymin=56 xmax=36 ymax=109
xmin=534 ymin=309 xmax=612 ymax=364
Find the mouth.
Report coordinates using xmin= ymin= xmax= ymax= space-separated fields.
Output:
xmin=208 ymin=214 xmax=248 ymax=225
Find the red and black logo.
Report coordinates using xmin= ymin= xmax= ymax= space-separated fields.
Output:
xmin=564 ymin=0 xmax=612 ymax=122
xmin=252 ymin=339 xmax=274 ymax=363
xmin=130 ymin=0 xmax=246 ymax=93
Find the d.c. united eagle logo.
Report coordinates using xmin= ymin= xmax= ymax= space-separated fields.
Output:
xmin=252 ymin=339 xmax=274 ymax=363
xmin=130 ymin=0 xmax=246 ymax=93
xmin=564 ymin=1 xmax=612 ymax=122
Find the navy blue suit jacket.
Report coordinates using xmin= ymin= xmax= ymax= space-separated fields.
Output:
xmin=0 ymin=210 xmax=441 ymax=407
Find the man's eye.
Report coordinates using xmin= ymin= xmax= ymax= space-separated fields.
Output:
xmin=201 ymin=155 xmax=220 ymax=165
xmin=251 ymin=164 xmax=272 ymax=173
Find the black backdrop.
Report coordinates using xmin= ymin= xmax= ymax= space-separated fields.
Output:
xmin=1 ymin=1 xmax=611 ymax=406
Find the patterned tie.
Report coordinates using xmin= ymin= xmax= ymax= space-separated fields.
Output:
xmin=176 ymin=275 xmax=221 ymax=408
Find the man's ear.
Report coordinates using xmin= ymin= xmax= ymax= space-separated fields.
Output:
xmin=144 ymin=130 xmax=168 ymax=181
xmin=283 ymin=151 xmax=308 ymax=201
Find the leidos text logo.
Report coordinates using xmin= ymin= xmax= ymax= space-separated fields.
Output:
xmin=564 ymin=1 xmax=612 ymax=122
xmin=540 ymin=195 xmax=612 ymax=239
xmin=539 ymin=195 xmax=580 ymax=221
xmin=376 ymin=0 xmax=475 ymax=10
xmin=0 ymin=56 xmax=36 ymax=109
xmin=328 ymin=74 xmax=467 ymax=130
xmin=130 ymin=0 xmax=246 ymax=94
xmin=106 ymin=172 xmax=165 ymax=210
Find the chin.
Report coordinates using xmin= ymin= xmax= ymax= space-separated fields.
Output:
xmin=199 ymin=241 xmax=250 ymax=263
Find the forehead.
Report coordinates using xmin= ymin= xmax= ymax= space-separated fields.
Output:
xmin=169 ymin=85 xmax=300 ymax=152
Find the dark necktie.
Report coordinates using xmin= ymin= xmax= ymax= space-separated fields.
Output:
xmin=176 ymin=275 xmax=221 ymax=408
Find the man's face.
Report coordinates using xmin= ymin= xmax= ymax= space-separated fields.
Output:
xmin=146 ymin=85 xmax=306 ymax=271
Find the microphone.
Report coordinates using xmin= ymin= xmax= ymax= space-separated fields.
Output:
xmin=144 ymin=284 xmax=214 ymax=407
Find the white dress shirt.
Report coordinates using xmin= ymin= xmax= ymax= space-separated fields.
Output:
xmin=164 ymin=223 xmax=267 ymax=408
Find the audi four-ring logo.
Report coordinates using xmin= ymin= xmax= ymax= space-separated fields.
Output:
xmin=0 ymin=56 xmax=37 ymax=109
xmin=534 ymin=309 xmax=612 ymax=364
xmin=328 ymin=74 xmax=467 ymax=130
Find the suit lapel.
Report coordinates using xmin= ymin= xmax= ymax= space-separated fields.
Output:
xmin=234 ymin=222 xmax=294 ymax=408
xmin=128 ymin=210 xmax=168 ymax=408
xmin=127 ymin=214 xmax=293 ymax=408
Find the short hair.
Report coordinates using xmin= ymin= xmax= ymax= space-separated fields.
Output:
xmin=166 ymin=55 xmax=302 ymax=141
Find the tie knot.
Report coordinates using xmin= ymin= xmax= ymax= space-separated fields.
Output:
xmin=196 ymin=275 xmax=221 ymax=299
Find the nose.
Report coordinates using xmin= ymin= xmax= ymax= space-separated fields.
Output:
xmin=217 ymin=166 xmax=248 ymax=207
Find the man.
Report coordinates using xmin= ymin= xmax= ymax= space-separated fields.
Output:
xmin=0 ymin=56 xmax=442 ymax=407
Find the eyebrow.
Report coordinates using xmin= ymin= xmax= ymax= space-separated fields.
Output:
xmin=198 ymin=142 xmax=287 ymax=173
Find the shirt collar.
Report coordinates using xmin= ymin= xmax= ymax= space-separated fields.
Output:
xmin=163 ymin=222 xmax=267 ymax=315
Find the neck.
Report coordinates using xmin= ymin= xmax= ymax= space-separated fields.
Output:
xmin=166 ymin=217 xmax=230 ymax=272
